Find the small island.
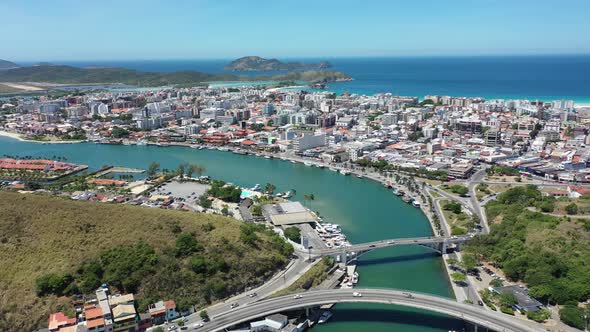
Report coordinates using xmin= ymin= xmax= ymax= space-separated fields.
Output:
xmin=225 ymin=56 xmax=332 ymax=71
xmin=0 ymin=59 xmax=20 ymax=70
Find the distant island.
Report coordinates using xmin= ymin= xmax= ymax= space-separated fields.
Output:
xmin=0 ymin=63 xmax=350 ymax=87
xmin=225 ymin=56 xmax=332 ymax=71
xmin=0 ymin=59 xmax=20 ymax=70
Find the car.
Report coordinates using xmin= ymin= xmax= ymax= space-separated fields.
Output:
xmin=352 ymin=292 xmax=362 ymax=297
xmin=293 ymin=294 xmax=303 ymax=299
xmin=248 ymin=292 xmax=258 ymax=298
xmin=476 ymin=276 xmax=482 ymax=281
xmin=387 ymin=240 xmax=395 ymax=244
xmin=168 ymin=325 xmax=177 ymax=331
xmin=180 ymin=327 xmax=188 ymax=331
xmin=192 ymin=323 xmax=204 ymax=329
xmin=369 ymin=244 xmax=376 ymax=248
xmin=230 ymin=303 xmax=239 ymax=309
xmin=478 ymin=300 xmax=484 ymax=306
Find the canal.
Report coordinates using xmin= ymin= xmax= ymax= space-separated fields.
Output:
xmin=0 ymin=137 xmax=464 ymax=331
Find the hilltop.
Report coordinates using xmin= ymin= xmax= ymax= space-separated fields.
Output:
xmin=0 ymin=191 xmax=293 ymax=331
xmin=0 ymin=64 xmax=349 ymax=86
xmin=0 ymin=59 xmax=19 ymax=70
xmin=225 ymin=56 xmax=331 ymax=71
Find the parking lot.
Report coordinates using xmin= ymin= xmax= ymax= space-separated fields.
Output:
xmin=155 ymin=180 xmax=210 ymax=204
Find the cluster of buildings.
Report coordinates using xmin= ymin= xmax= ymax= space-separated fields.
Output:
xmin=2 ymin=84 xmax=590 ymax=182
xmin=46 ymin=286 xmax=179 ymax=332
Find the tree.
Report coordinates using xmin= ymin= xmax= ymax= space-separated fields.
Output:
xmin=187 ymin=164 xmax=205 ymax=178
xmin=303 ymin=193 xmax=315 ymax=208
xmin=199 ymin=310 xmax=209 ymax=321
xmin=489 ymin=278 xmax=503 ymax=288
xmin=499 ymin=292 xmax=518 ymax=308
xmin=175 ymin=233 xmax=201 ymax=257
xmin=565 ymin=203 xmax=578 ymax=215
xmin=560 ymin=305 xmax=586 ymax=329
xmin=221 ymin=204 xmax=229 ymax=216
xmin=265 ymin=183 xmax=276 ymax=195
xmin=284 ymin=226 xmax=301 ymax=243
xmin=176 ymin=163 xmax=187 ymax=178
xmin=111 ymin=127 xmax=130 ymax=138
xmin=460 ymin=254 xmax=478 ymax=272
xmin=147 ymin=161 xmax=160 ymax=178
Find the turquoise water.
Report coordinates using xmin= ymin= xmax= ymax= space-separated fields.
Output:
xmin=46 ymin=55 xmax=590 ymax=103
xmin=0 ymin=137 xmax=464 ymax=331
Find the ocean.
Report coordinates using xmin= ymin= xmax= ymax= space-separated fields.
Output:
xmin=20 ymin=55 xmax=590 ymax=103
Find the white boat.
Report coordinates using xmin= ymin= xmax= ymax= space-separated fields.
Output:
xmin=412 ymin=200 xmax=421 ymax=208
xmin=356 ymin=174 xmax=363 ymax=178
xmin=329 ymin=167 xmax=338 ymax=172
xmin=136 ymin=140 xmax=147 ymax=146
xmin=340 ymin=170 xmax=350 ymax=176
xmin=251 ymin=184 xmax=261 ymax=191
xmin=317 ymin=165 xmax=325 ymax=169
xmin=318 ymin=311 xmax=333 ymax=324
xmin=304 ymin=162 xmax=313 ymax=166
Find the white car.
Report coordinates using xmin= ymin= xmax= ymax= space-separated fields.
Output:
xmin=192 ymin=323 xmax=203 ymax=329
xmin=352 ymin=292 xmax=362 ymax=297
xmin=293 ymin=294 xmax=303 ymax=299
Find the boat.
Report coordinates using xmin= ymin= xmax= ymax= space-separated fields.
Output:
xmin=304 ymin=161 xmax=313 ymax=166
xmin=318 ymin=311 xmax=333 ymax=324
xmin=136 ymin=140 xmax=147 ymax=146
xmin=251 ymin=184 xmax=261 ymax=191
xmin=264 ymin=155 xmax=271 ymax=159
xmin=412 ymin=200 xmax=421 ymax=208
xmin=356 ymin=174 xmax=363 ymax=178
xmin=395 ymin=190 xmax=405 ymax=196
xmin=340 ymin=170 xmax=350 ymax=176
xmin=317 ymin=165 xmax=325 ymax=169
xmin=402 ymin=196 xmax=412 ymax=203
xmin=329 ymin=167 xmax=338 ymax=172
xmin=290 ymin=160 xmax=297 ymax=164
xmin=283 ymin=191 xmax=294 ymax=199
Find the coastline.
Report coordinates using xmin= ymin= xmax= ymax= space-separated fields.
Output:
xmin=0 ymin=130 xmax=84 ymax=144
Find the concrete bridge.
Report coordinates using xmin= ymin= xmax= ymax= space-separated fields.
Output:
xmin=309 ymin=235 xmax=471 ymax=261
xmin=202 ymin=288 xmax=540 ymax=332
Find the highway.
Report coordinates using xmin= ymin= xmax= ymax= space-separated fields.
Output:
xmin=311 ymin=235 xmax=471 ymax=257
xmin=201 ymin=288 xmax=541 ymax=332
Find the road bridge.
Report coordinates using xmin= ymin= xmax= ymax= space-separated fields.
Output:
xmin=203 ymin=288 xmax=540 ymax=332
xmin=308 ymin=235 xmax=471 ymax=261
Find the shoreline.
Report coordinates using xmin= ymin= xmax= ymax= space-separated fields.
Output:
xmin=0 ymin=130 xmax=84 ymax=144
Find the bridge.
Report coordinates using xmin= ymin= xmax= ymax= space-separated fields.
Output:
xmin=201 ymin=288 xmax=540 ymax=332
xmin=308 ymin=235 xmax=471 ymax=261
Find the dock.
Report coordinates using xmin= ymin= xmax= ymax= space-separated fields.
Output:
xmin=93 ymin=166 xmax=145 ymax=178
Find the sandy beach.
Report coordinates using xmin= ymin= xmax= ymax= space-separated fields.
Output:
xmin=0 ymin=130 xmax=83 ymax=144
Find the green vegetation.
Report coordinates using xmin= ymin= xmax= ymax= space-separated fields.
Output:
xmin=565 ymin=203 xmax=578 ymax=215
xmin=225 ymin=56 xmax=332 ymax=71
xmin=479 ymin=289 xmax=497 ymax=311
xmin=526 ymin=308 xmax=550 ymax=323
xmin=466 ymin=185 xmax=590 ymax=305
xmin=443 ymin=184 xmax=469 ymax=196
xmin=559 ymin=305 xmax=588 ymax=329
xmin=0 ymin=64 xmax=350 ymax=87
xmin=207 ymin=180 xmax=242 ymax=203
xmin=486 ymin=166 xmax=520 ymax=176
xmin=355 ymin=159 xmax=449 ymax=181
xmin=441 ymin=200 xmax=473 ymax=235
xmin=0 ymin=191 xmax=293 ymax=331
xmin=274 ymin=257 xmax=334 ymax=296
xmin=284 ymin=226 xmax=301 ymax=243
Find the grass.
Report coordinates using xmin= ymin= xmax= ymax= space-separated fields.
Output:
xmin=440 ymin=200 xmax=473 ymax=235
xmin=0 ymin=191 xmax=291 ymax=331
xmin=273 ymin=257 xmax=334 ymax=296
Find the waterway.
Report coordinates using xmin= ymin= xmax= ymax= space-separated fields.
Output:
xmin=0 ymin=137 xmax=464 ymax=332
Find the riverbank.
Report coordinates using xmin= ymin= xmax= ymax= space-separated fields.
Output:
xmin=0 ymin=130 xmax=85 ymax=144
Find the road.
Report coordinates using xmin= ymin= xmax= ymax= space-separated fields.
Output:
xmin=311 ymin=235 xmax=471 ymax=257
xmin=201 ymin=288 xmax=542 ymax=332
xmin=180 ymin=252 xmax=315 ymax=328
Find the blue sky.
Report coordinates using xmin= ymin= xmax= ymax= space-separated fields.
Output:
xmin=2 ymin=0 xmax=590 ymax=61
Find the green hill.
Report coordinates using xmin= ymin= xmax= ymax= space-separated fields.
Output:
xmin=0 ymin=59 xmax=19 ymax=70
xmin=0 ymin=191 xmax=293 ymax=331
xmin=225 ymin=56 xmax=331 ymax=71
xmin=0 ymin=64 xmax=350 ymax=87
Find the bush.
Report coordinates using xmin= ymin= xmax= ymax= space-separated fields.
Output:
xmin=100 ymin=242 xmax=158 ymax=293
xmin=449 ymin=185 xmax=469 ymax=196
xmin=526 ymin=309 xmax=550 ymax=322
xmin=240 ymin=224 xmax=260 ymax=246
xmin=175 ymin=233 xmax=201 ymax=257
xmin=284 ymin=226 xmax=301 ymax=243
xmin=565 ymin=203 xmax=578 ymax=215
xmin=559 ymin=305 xmax=586 ymax=329
xmin=500 ymin=306 xmax=515 ymax=315
xmin=35 ymin=273 xmax=74 ymax=296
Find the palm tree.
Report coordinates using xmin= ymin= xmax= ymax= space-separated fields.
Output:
xmin=303 ymin=193 xmax=315 ymax=209
xmin=265 ymin=183 xmax=276 ymax=195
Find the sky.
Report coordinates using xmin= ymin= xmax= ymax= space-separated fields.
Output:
xmin=2 ymin=0 xmax=590 ymax=61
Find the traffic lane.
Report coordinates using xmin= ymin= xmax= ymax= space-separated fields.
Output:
xmin=205 ymin=289 xmax=539 ymax=332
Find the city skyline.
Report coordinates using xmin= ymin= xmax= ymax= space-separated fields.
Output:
xmin=2 ymin=0 xmax=590 ymax=61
